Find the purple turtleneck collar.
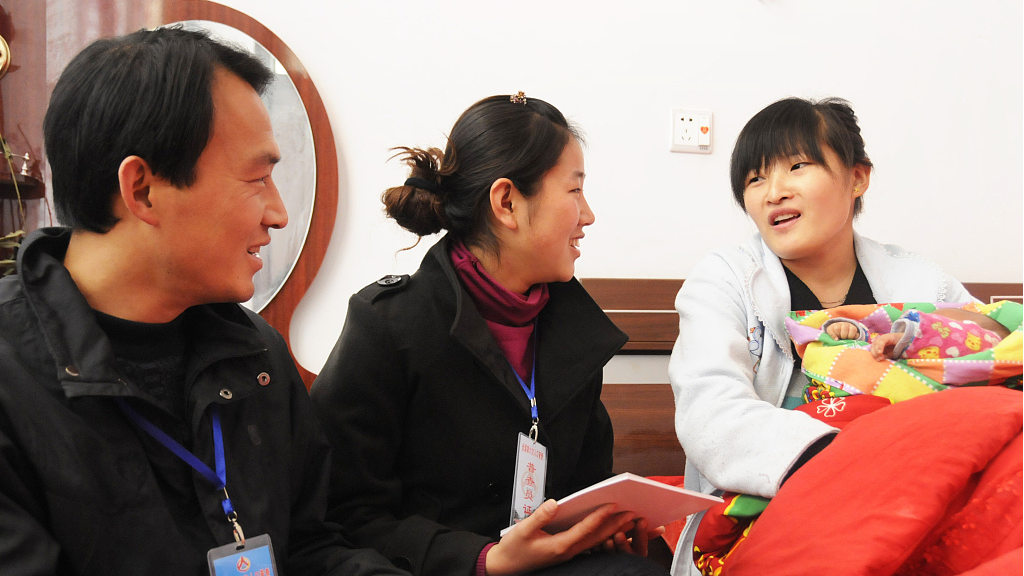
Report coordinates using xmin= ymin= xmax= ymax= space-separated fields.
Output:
xmin=450 ymin=241 xmax=549 ymax=380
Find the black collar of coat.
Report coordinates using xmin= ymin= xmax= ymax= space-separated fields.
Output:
xmin=423 ymin=235 xmax=627 ymax=422
xmin=14 ymin=227 xmax=269 ymax=411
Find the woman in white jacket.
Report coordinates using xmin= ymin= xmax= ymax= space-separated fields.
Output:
xmin=668 ymin=97 xmax=974 ymax=575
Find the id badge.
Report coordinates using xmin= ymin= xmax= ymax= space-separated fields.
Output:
xmin=208 ymin=534 xmax=278 ymax=576
xmin=509 ymin=431 xmax=547 ymax=526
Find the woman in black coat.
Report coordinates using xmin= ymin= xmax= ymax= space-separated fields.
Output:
xmin=311 ymin=94 xmax=666 ymax=576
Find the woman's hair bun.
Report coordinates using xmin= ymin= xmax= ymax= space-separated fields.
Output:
xmin=382 ymin=147 xmax=449 ymax=236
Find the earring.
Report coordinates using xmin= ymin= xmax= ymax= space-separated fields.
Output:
xmin=854 ymin=187 xmax=860 ymax=194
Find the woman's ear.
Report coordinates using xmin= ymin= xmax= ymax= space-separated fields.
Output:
xmin=116 ymin=156 xmax=159 ymax=226
xmin=488 ymin=177 xmax=520 ymax=231
xmin=851 ymin=163 xmax=871 ymax=198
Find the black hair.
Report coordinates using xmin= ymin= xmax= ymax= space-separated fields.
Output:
xmin=43 ymin=25 xmax=274 ymax=232
xmin=382 ymin=94 xmax=582 ymax=253
xmin=730 ymin=97 xmax=873 ymax=216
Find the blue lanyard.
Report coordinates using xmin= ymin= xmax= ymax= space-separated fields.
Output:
xmin=508 ymin=325 xmax=540 ymax=441
xmin=116 ymin=398 xmax=246 ymax=543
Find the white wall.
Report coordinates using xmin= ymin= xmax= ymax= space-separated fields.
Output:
xmin=212 ymin=0 xmax=1023 ymax=376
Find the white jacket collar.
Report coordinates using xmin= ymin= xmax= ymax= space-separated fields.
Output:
xmin=745 ymin=235 xmax=794 ymax=362
xmin=853 ymin=231 xmax=948 ymax=303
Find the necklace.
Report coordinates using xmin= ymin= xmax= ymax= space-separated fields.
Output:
xmin=818 ymin=291 xmax=849 ymax=308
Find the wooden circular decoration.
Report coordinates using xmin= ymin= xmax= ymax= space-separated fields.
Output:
xmin=0 ymin=34 xmax=10 ymax=79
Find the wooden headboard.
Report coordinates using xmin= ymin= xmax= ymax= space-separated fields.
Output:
xmin=583 ymin=278 xmax=1023 ymax=477
xmin=582 ymin=279 xmax=1023 ymax=355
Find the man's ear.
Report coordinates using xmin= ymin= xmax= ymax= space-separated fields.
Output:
xmin=116 ymin=155 xmax=159 ymax=226
xmin=488 ymin=177 xmax=520 ymax=231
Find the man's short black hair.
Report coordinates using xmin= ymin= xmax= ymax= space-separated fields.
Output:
xmin=43 ymin=26 xmax=274 ymax=232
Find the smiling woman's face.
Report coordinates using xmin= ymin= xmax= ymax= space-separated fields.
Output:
xmin=516 ymin=139 xmax=593 ymax=287
xmin=742 ymin=145 xmax=865 ymax=267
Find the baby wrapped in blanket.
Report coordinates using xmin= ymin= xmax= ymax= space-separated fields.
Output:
xmin=790 ymin=300 xmax=1021 ymax=403
xmin=823 ymin=307 xmax=1009 ymax=361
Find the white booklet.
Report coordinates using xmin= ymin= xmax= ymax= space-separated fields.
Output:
xmin=502 ymin=472 xmax=723 ymax=536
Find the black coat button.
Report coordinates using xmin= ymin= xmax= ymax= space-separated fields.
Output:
xmin=377 ymin=275 xmax=403 ymax=286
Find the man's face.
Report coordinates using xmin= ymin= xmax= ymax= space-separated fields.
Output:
xmin=154 ymin=68 xmax=286 ymax=306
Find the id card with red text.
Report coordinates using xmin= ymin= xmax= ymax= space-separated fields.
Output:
xmin=508 ymin=432 xmax=547 ymax=527
xmin=208 ymin=534 xmax=277 ymax=576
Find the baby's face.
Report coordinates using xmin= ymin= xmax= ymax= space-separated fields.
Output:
xmin=907 ymin=310 xmax=1005 ymax=360
xmin=932 ymin=308 xmax=1010 ymax=340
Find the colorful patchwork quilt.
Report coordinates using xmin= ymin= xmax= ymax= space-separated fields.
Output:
xmin=692 ymin=301 xmax=1023 ymax=576
xmin=786 ymin=301 xmax=1022 ymax=402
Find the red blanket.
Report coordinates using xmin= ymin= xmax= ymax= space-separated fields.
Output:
xmin=720 ymin=387 xmax=1022 ymax=576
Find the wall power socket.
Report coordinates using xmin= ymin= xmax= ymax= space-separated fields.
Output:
xmin=670 ymin=109 xmax=712 ymax=154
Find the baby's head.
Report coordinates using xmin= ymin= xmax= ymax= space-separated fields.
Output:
xmin=930 ymin=309 xmax=1011 ymax=339
xmin=905 ymin=309 xmax=1009 ymax=359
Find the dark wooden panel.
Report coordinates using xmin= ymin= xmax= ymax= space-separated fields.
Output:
xmin=963 ymin=282 xmax=1023 ymax=305
xmin=607 ymin=311 xmax=679 ymax=346
xmin=601 ymin=383 xmax=686 ymax=476
xmin=586 ymin=279 xmax=1024 ymax=356
xmin=582 ymin=278 xmax=683 ymax=311
xmin=621 ymin=341 xmax=673 ymax=353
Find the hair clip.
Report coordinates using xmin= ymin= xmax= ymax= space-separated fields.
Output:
xmin=510 ymin=91 xmax=527 ymax=105
xmin=405 ymin=177 xmax=439 ymax=194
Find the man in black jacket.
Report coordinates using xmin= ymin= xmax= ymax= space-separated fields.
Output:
xmin=0 ymin=26 xmax=408 ymax=576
